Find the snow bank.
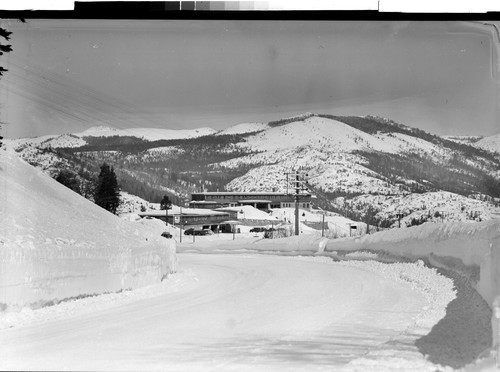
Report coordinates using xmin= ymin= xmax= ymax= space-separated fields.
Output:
xmin=324 ymin=220 xmax=500 ymax=307
xmin=178 ymin=233 xmax=330 ymax=255
xmin=0 ymin=150 xmax=177 ymax=311
xmin=324 ymin=219 xmax=500 ymax=365
xmin=179 ymin=219 xmax=500 ymax=367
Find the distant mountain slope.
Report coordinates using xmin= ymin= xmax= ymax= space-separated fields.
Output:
xmin=242 ymin=116 xmax=400 ymax=153
xmin=442 ymin=135 xmax=483 ymax=145
xmin=7 ymin=112 xmax=500 ymax=227
xmin=7 ymin=125 xmax=218 ymax=150
xmin=475 ymin=133 xmax=500 ymax=154
xmin=41 ymin=134 xmax=87 ymax=148
xmin=215 ymin=122 xmax=269 ymax=136
xmin=223 ymin=114 xmax=499 ymax=194
xmin=76 ymin=126 xmax=217 ymax=141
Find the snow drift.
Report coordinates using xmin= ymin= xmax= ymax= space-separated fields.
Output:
xmin=180 ymin=219 xmax=500 ymax=366
xmin=323 ymin=220 xmax=500 ymax=307
xmin=0 ymin=149 xmax=177 ymax=310
xmin=323 ymin=219 xmax=500 ymax=363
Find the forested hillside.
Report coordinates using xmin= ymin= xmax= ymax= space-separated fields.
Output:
xmin=7 ymin=113 xmax=500 ymax=226
xmin=50 ymin=132 xmax=259 ymax=204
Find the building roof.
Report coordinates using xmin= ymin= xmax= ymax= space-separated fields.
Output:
xmin=192 ymin=191 xmax=311 ymax=197
xmin=238 ymin=199 xmax=273 ymax=203
xmin=138 ymin=209 xmax=231 ymax=217
xmin=192 ymin=191 xmax=287 ymax=196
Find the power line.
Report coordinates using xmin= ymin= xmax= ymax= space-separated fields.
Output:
xmin=4 ymin=56 xmax=186 ymax=132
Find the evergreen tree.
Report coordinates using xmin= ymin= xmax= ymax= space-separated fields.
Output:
xmin=94 ymin=163 xmax=121 ymax=214
xmin=160 ymin=195 xmax=172 ymax=210
xmin=54 ymin=169 xmax=80 ymax=194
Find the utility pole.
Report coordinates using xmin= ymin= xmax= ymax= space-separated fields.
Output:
xmin=322 ymin=211 xmax=325 ymax=237
xmin=396 ymin=213 xmax=404 ymax=228
xmin=178 ymin=206 xmax=182 ymax=243
xmin=295 ymin=170 xmax=300 ymax=236
xmin=285 ymin=169 xmax=309 ymax=236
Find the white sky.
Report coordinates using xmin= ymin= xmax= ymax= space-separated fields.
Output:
xmin=1 ymin=4 xmax=500 ymax=138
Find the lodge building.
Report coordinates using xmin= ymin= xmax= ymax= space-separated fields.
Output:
xmin=189 ymin=191 xmax=312 ymax=211
xmin=137 ymin=208 xmax=238 ymax=232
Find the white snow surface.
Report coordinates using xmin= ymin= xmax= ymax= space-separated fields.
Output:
xmin=36 ymin=134 xmax=87 ymax=149
xmin=76 ymin=125 xmax=217 ymax=141
xmin=217 ymin=205 xmax=276 ymax=220
xmin=475 ymin=133 xmax=500 ymax=154
xmin=344 ymin=191 xmax=500 ymax=227
xmin=117 ymin=191 xmax=157 ymax=214
xmin=5 ymin=125 xmax=217 ymax=148
xmin=243 ymin=116 xmax=399 ymax=153
xmin=220 ymin=116 xmax=462 ymax=197
xmin=215 ymin=122 xmax=269 ymax=135
xmin=1 ymin=165 xmax=497 ymax=370
xmin=325 ymin=219 xmax=500 ymax=308
xmin=144 ymin=145 xmax=184 ymax=157
xmin=0 ymin=250 xmax=455 ymax=371
xmin=0 ymin=149 xmax=177 ymax=310
xmin=443 ymin=135 xmax=483 ymax=145
xmin=374 ymin=132 xmax=447 ymax=160
xmin=173 ymin=217 xmax=500 ymax=369
xmin=1 ymin=119 xmax=499 ymax=369
xmin=325 ymin=218 xmax=500 ymax=369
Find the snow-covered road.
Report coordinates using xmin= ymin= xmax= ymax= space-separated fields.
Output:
xmin=0 ymin=253 xmax=441 ymax=371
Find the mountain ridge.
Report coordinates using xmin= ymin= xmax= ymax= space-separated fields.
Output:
xmin=5 ymin=112 xmax=500 ymax=227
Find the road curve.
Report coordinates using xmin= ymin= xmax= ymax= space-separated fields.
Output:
xmin=0 ymin=253 xmax=428 ymax=371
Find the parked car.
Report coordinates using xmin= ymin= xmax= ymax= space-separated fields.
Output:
xmin=161 ymin=232 xmax=173 ymax=239
xmin=250 ymin=227 xmax=266 ymax=233
xmin=184 ymin=228 xmax=212 ymax=236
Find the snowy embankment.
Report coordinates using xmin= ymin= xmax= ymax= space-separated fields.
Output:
xmin=178 ymin=219 xmax=500 ymax=368
xmin=0 ymin=149 xmax=177 ymax=310
xmin=323 ymin=220 xmax=500 ymax=308
xmin=323 ymin=220 xmax=500 ymax=368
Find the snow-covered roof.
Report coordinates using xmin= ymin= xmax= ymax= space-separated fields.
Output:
xmin=138 ymin=209 xmax=231 ymax=217
xmin=193 ymin=191 xmax=312 ymax=197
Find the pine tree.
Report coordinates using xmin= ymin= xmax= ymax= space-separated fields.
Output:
xmin=94 ymin=163 xmax=121 ymax=214
xmin=160 ymin=195 xmax=172 ymax=210
xmin=54 ymin=169 xmax=80 ymax=194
